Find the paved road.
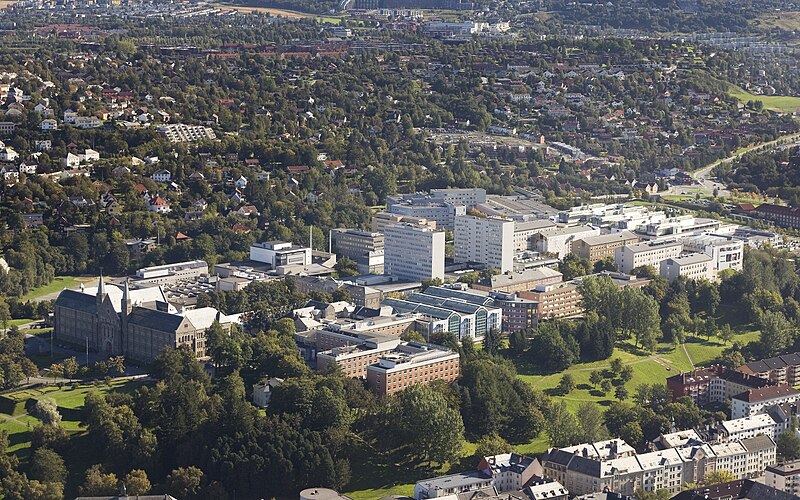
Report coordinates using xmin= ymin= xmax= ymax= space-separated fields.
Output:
xmin=664 ymin=132 xmax=800 ymax=198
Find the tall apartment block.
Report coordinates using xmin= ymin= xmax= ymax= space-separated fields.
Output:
xmin=454 ymin=215 xmax=514 ymax=273
xmin=384 ymin=224 xmax=445 ymax=282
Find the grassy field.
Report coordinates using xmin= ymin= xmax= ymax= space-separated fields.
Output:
xmin=728 ymin=85 xmax=800 ymax=113
xmin=20 ymin=275 xmax=96 ymax=302
xmin=0 ymin=379 xmax=149 ymax=457
xmin=755 ymin=11 xmax=800 ymax=32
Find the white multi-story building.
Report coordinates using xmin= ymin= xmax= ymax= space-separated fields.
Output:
xmin=731 ymin=385 xmax=800 ymax=419
xmin=543 ymin=435 xmax=776 ymax=497
xmin=533 ymin=225 xmax=600 ymax=259
xmin=513 ymin=219 xmax=557 ymax=252
xmin=615 ymin=239 xmax=682 ymax=274
xmin=384 ymin=224 xmax=445 ymax=282
xmin=659 ymin=253 xmax=714 ymax=282
xmin=250 ymin=241 xmax=312 ymax=269
xmin=454 ymin=216 xmax=514 ymax=273
xmin=681 ymin=233 xmax=744 ymax=275
xmin=719 ymin=413 xmax=785 ymax=442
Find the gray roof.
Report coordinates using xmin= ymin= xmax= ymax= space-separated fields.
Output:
xmin=416 ymin=471 xmax=492 ymax=491
xmin=565 ymin=454 xmax=601 ymax=477
xmin=575 ymin=230 xmax=638 ymax=246
xmin=54 ymin=289 xmax=97 ymax=314
xmin=127 ymin=307 xmax=185 ymax=332
xmin=741 ymin=434 xmax=776 ymax=453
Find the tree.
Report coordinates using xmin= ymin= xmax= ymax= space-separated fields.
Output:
xmin=759 ymin=311 xmax=793 ymax=356
xmin=60 ymin=357 xmax=78 ymax=381
xmin=717 ymin=323 xmax=734 ymax=345
xmin=475 ymin=433 xmax=512 ymax=458
xmin=703 ymin=469 xmax=736 ymax=485
xmin=559 ymin=254 xmax=591 ymax=280
xmin=167 ymin=466 xmax=204 ymax=499
xmin=719 ymin=345 xmax=745 ymax=369
xmin=531 ymin=325 xmax=578 ymax=372
xmin=615 ymin=385 xmax=629 ymax=401
xmin=34 ymin=398 xmax=61 ymax=426
xmin=577 ymin=402 xmax=608 ymax=443
xmin=600 ymin=379 xmax=613 ymax=393
xmin=28 ymin=448 xmax=66 ymax=484
xmin=79 ymin=465 xmax=118 ymax=497
xmin=483 ymin=328 xmax=502 ymax=356
xmin=382 ymin=384 xmax=464 ymax=466
xmin=557 ymin=374 xmax=576 ymax=395
xmin=546 ymin=401 xmax=581 ymax=448
xmin=777 ymin=429 xmax=800 ymax=460
xmin=508 ymin=330 xmax=527 ymax=354
xmin=124 ymin=470 xmax=151 ymax=496
xmin=619 ymin=421 xmax=643 ymax=447
xmin=589 ymin=370 xmax=603 ymax=387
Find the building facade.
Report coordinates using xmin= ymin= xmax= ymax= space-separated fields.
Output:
xmin=54 ymin=278 xmax=234 ymax=363
xmin=659 ymin=254 xmax=714 ymax=282
xmin=331 ymin=228 xmax=385 ymax=274
xmin=615 ymin=239 xmax=682 ymax=274
xmin=571 ymin=231 xmax=640 ymax=263
xmin=384 ymin=224 xmax=446 ymax=282
xmin=366 ymin=342 xmax=460 ymax=395
xmin=454 ymin=215 xmax=514 ymax=273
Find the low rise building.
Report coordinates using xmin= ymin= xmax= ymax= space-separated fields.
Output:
xmin=731 ymin=385 xmax=800 ymax=419
xmin=370 ymin=212 xmax=437 ymax=233
xmin=366 ymin=341 xmax=460 ymax=396
xmin=316 ymin=334 xmax=402 ymax=378
xmin=753 ymin=204 xmax=800 ymax=230
xmin=659 ymin=253 xmax=714 ymax=282
xmin=666 ymin=365 xmax=772 ymax=405
xmin=680 ymin=233 xmax=744 ymax=275
xmin=542 ymin=436 xmax=776 ymax=497
xmin=571 ymin=231 xmax=640 ymax=263
xmin=513 ymin=219 xmax=558 ymax=252
xmin=533 ymin=225 xmax=600 ymax=259
xmin=134 ymin=260 xmax=209 ymax=284
xmin=737 ymin=352 xmax=800 ymax=387
xmin=250 ymin=241 xmax=312 ymax=269
xmin=615 ymin=239 xmax=682 ymax=274
xmin=766 ymin=460 xmax=800 ymax=497
xmin=470 ymin=267 xmax=563 ymax=293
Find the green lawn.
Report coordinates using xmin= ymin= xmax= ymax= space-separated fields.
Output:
xmin=0 ymin=379 xmax=150 ymax=457
xmin=728 ymin=86 xmax=800 ymax=112
xmin=20 ymin=276 xmax=96 ymax=302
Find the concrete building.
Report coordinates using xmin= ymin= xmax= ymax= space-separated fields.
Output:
xmin=454 ymin=216 xmax=514 ymax=273
xmin=718 ymin=413 xmax=785 ymax=442
xmin=471 ymin=267 xmax=563 ymax=293
xmin=533 ymin=225 xmax=600 ymax=259
xmin=384 ymin=224 xmax=445 ymax=282
xmin=659 ymin=253 xmax=714 ymax=282
xmin=331 ymin=228 xmax=384 ymax=274
xmin=571 ymin=231 xmax=639 ymax=263
xmin=635 ymin=215 xmax=723 ymax=240
xmin=766 ymin=460 xmax=800 ymax=497
xmin=366 ymin=342 xmax=460 ymax=395
xmin=250 ymin=241 xmax=312 ymax=269
xmin=731 ymin=385 xmax=800 ymax=419
xmin=370 ymin=212 xmax=437 ymax=233
xmin=615 ymin=239 xmax=682 ymax=274
xmin=134 ymin=260 xmax=208 ymax=284
xmin=512 ymin=219 xmax=557 ymax=252
xmin=387 ymin=193 xmax=467 ymax=230
xmin=674 ymin=479 xmax=797 ymax=500
xmin=680 ymin=233 xmax=744 ymax=275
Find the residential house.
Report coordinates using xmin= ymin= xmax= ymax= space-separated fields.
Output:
xmin=151 ymin=169 xmax=171 ymax=182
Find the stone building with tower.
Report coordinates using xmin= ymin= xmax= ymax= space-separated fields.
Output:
xmin=53 ymin=276 xmax=236 ymax=363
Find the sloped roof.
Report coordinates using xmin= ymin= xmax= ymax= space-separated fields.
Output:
xmin=127 ymin=307 xmax=186 ymax=332
xmin=54 ymin=288 xmax=97 ymax=314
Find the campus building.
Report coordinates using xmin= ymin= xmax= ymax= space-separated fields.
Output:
xmin=331 ymin=228 xmax=385 ymax=274
xmin=53 ymin=277 xmax=236 ymax=363
xmin=571 ymin=231 xmax=640 ymax=263
xmin=659 ymin=254 xmax=714 ymax=282
xmin=454 ymin=215 xmax=514 ymax=273
xmin=615 ymin=239 xmax=682 ymax=274
xmin=383 ymin=224 xmax=446 ymax=282
xmin=366 ymin=342 xmax=460 ymax=395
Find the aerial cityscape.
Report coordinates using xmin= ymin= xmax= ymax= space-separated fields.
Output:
xmin=0 ymin=0 xmax=799 ymax=498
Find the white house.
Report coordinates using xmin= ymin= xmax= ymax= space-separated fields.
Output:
xmin=63 ymin=109 xmax=78 ymax=124
xmin=40 ymin=119 xmax=57 ymax=131
xmin=151 ymin=169 xmax=172 ymax=182
xmin=64 ymin=153 xmax=81 ymax=168
xmin=0 ymin=148 xmax=19 ymax=162
xmin=234 ymin=175 xmax=248 ymax=189
xmin=81 ymin=149 xmax=100 ymax=163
